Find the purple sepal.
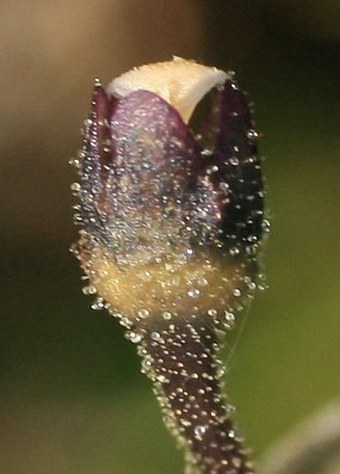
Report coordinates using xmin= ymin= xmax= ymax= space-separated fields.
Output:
xmin=79 ymin=81 xmax=264 ymax=255
xmin=197 ymin=80 xmax=264 ymax=248
xmin=79 ymin=80 xmax=116 ymax=236
xmin=82 ymin=89 xmax=204 ymax=255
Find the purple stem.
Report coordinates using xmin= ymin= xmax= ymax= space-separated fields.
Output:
xmin=137 ymin=316 xmax=255 ymax=474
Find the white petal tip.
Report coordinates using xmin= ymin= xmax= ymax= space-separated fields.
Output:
xmin=107 ymin=58 xmax=228 ymax=123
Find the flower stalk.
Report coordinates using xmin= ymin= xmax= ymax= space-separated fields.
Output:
xmin=71 ymin=58 xmax=266 ymax=473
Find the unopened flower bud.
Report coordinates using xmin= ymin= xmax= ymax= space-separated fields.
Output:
xmin=72 ymin=58 xmax=266 ymax=473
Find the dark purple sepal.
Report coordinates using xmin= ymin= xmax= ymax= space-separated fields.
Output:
xmin=79 ymin=80 xmax=116 ymax=236
xmin=197 ymin=80 xmax=264 ymax=249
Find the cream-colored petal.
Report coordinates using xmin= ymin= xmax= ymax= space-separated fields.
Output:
xmin=108 ymin=57 xmax=228 ymax=123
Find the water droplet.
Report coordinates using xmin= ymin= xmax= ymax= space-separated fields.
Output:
xmin=219 ymin=182 xmax=230 ymax=193
xmin=82 ymin=284 xmax=97 ymax=295
xmin=156 ymin=374 xmax=169 ymax=383
xmin=90 ymin=297 xmax=105 ymax=311
xmin=73 ymin=213 xmax=83 ymax=224
xmin=216 ymin=365 xmax=226 ymax=379
xmin=247 ymin=234 xmax=258 ymax=243
xmin=141 ymin=356 xmax=153 ymax=373
xmin=196 ymin=278 xmax=208 ymax=287
xmin=226 ymin=404 xmax=236 ymax=414
xmin=84 ymin=118 xmax=92 ymax=127
xmin=162 ymin=311 xmax=172 ymax=320
xmin=224 ymin=311 xmax=235 ymax=328
xmin=229 ymin=156 xmax=239 ymax=166
xmin=201 ymin=148 xmax=214 ymax=157
xmin=247 ymin=129 xmax=259 ymax=140
xmin=70 ymin=182 xmax=81 ymax=194
xmin=262 ymin=219 xmax=271 ymax=234
xmin=210 ymin=165 xmax=219 ymax=173
xmin=69 ymin=156 xmax=81 ymax=168
xmin=126 ymin=331 xmax=143 ymax=344
xmin=246 ymin=245 xmax=257 ymax=256
xmin=229 ymin=246 xmax=240 ymax=257
xmin=187 ymin=289 xmax=201 ymax=298
xmin=138 ymin=309 xmax=150 ymax=319
xmin=233 ymin=288 xmax=241 ymax=297
xmin=232 ymin=456 xmax=242 ymax=468
xmin=257 ymin=273 xmax=268 ymax=292
xmin=194 ymin=425 xmax=207 ymax=440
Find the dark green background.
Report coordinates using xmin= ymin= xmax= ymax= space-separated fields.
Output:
xmin=1 ymin=2 xmax=339 ymax=473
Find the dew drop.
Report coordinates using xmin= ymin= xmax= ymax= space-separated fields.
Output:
xmin=247 ymin=129 xmax=259 ymax=140
xmin=196 ymin=277 xmax=208 ymax=287
xmin=219 ymin=182 xmax=230 ymax=193
xmin=84 ymin=118 xmax=92 ymax=127
xmin=224 ymin=311 xmax=236 ymax=328
xmin=187 ymin=289 xmax=201 ymax=298
xmin=194 ymin=424 xmax=207 ymax=441
xmin=232 ymin=456 xmax=242 ymax=468
xmin=68 ymin=156 xmax=81 ymax=168
xmin=216 ymin=365 xmax=226 ymax=379
xmin=201 ymin=148 xmax=214 ymax=157
xmin=126 ymin=331 xmax=143 ymax=344
xmin=90 ymin=297 xmax=105 ymax=311
xmin=229 ymin=156 xmax=239 ymax=166
xmin=138 ymin=308 xmax=150 ymax=319
xmin=247 ymin=234 xmax=258 ymax=243
xmin=226 ymin=404 xmax=236 ymax=415
xmin=82 ymin=284 xmax=97 ymax=295
xmin=70 ymin=182 xmax=81 ymax=194
xmin=162 ymin=311 xmax=172 ymax=320
xmin=210 ymin=165 xmax=219 ymax=173
xmin=156 ymin=374 xmax=169 ymax=383
xmin=141 ymin=356 xmax=153 ymax=373
xmin=119 ymin=316 xmax=132 ymax=329
xmin=229 ymin=246 xmax=240 ymax=257
xmin=262 ymin=219 xmax=271 ymax=234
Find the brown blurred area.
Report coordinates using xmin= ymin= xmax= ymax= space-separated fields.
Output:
xmin=1 ymin=2 xmax=340 ymax=473
xmin=0 ymin=0 xmax=204 ymax=244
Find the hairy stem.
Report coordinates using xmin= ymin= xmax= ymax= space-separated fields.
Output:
xmin=135 ymin=316 xmax=254 ymax=474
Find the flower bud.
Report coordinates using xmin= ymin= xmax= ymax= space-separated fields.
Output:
xmin=72 ymin=58 xmax=266 ymax=473
xmin=73 ymin=58 xmax=264 ymax=322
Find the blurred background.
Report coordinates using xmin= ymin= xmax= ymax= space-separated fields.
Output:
xmin=1 ymin=1 xmax=340 ymax=473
